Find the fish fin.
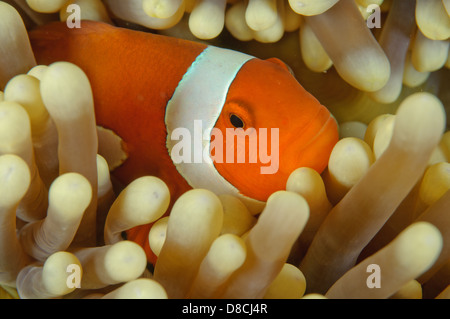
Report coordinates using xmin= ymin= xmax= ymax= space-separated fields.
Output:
xmin=265 ymin=57 xmax=295 ymax=75
xmin=97 ymin=125 xmax=128 ymax=171
xmin=30 ymin=20 xmax=112 ymax=40
xmin=30 ymin=20 xmax=108 ymax=46
xmin=29 ymin=21 xmax=114 ymax=64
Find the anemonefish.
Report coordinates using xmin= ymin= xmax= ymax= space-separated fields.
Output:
xmin=30 ymin=21 xmax=338 ymax=263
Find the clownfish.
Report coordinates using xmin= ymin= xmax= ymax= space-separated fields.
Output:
xmin=30 ymin=21 xmax=338 ymax=263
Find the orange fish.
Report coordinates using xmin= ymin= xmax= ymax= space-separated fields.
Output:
xmin=30 ymin=21 xmax=338 ymax=263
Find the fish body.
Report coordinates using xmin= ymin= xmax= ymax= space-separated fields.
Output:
xmin=30 ymin=21 xmax=338 ymax=262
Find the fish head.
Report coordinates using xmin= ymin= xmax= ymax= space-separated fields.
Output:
xmin=212 ymin=57 xmax=339 ymax=202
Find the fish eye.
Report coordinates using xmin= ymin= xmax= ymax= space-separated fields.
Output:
xmin=230 ymin=114 xmax=244 ymax=128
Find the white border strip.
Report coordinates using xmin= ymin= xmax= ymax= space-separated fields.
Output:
xmin=165 ymin=46 xmax=265 ymax=213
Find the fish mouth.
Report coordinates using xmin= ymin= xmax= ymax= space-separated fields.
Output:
xmin=292 ymin=104 xmax=336 ymax=147
xmin=303 ymin=111 xmax=338 ymax=150
xmin=285 ymin=106 xmax=339 ymax=175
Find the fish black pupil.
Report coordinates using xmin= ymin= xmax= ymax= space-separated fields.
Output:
xmin=230 ymin=114 xmax=244 ymax=128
